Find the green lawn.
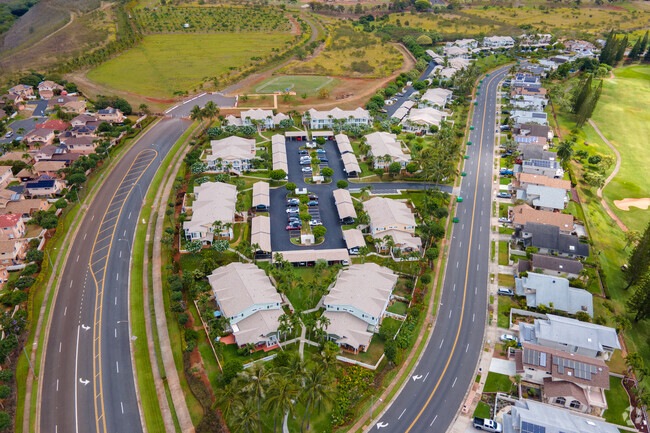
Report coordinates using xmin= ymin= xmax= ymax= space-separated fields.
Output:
xmin=603 ymin=376 xmax=631 ymax=426
xmin=498 ymin=241 xmax=509 ymax=266
xmin=387 ymin=301 xmax=408 ymax=315
xmin=483 ymin=372 xmax=515 ymax=394
xmin=473 ymin=401 xmax=492 ymax=419
xmin=497 ymin=295 xmax=518 ymax=329
xmin=88 ymin=33 xmax=293 ymax=97
xmin=254 ymin=75 xmax=338 ymax=95
xmin=498 ymin=273 xmax=515 ymax=288
xmin=591 ymin=65 xmax=650 ymax=233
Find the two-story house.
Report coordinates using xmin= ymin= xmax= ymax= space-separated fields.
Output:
xmin=204 ymin=136 xmax=256 ymax=174
xmin=0 ymin=213 xmax=26 ymax=240
xmin=364 ymin=197 xmax=422 ymax=254
xmin=304 ymin=107 xmax=372 ymax=129
xmin=322 ymin=263 xmax=397 ymax=353
xmin=365 ymin=132 xmax=411 ymax=169
xmin=516 ymin=222 xmax=589 ymax=259
xmin=97 ymin=107 xmax=125 ymax=123
xmin=515 ymin=273 xmax=593 ymax=316
xmin=182 ymin=182 xmax=237 ymax=244
xmin=37 ymin=81 xmax=64 ymax=99
xmin=208 ymin=262 xmax=282 ymax=348
xmin=0 ymin=166 xmax=13 ymax=189
xmin=24 ymin=177 xmax=65 ymax=197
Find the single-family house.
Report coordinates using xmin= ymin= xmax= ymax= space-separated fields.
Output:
xmin=24 ymin=129 xmax=55 ymax=147
xmin=483 ymin=35 xmax=515 ymax=49
xmin=0 ymin=239 xmax=27 ymax=266
xmin=513 ymin=73 xmax=542 ymax=88
xmin=515 ymin=273 xmax=593 ymax=316
xmin=403 ymin=107 xmax=447 ymax=133
xmin=514 ymin=135 xmax=548 ymax=148
xmin=517 ymin=144 xmax=555 ymax=161
xmin=208 ymin=262 xmax=282 ymax=348
xmin=252 ymin=181 xmax=270 ymax=211
xmin=30 ymin=145 xmax=68 ymax=162
xmin=511 ymin=97 xmax=547 ymax=111
xmin=62 ymin=100 xmax=87 ymax=114
xmin=71 ymin=114 xmax=98 ymax=127
xmin=517 ymin=222 xmax=589 ymax=258
xmin=503 ymin=399 xmax=618 ymax=433
xmin=323 ymin=263 xmax=397 ymax=353
xmin=513 ymin=123 xmax=553 ymax=141
xmin=519 ymin=254 xmax=584 ymax=279
xmin=511 ymin=204 xmax=573 ymax=234
xmin=519 ymin=314 xmax=620 ymax=360
xmin=420 ymin=88 xmax=453 ymax=108
xmin=365 ymin=132 xmax=410 ymax=169
xmin=7 ymin=84 xmax=34 ymax=101
xmin=183 ymin=182 xmax=237 ymax=244
xmin=516 ymin=184 xmax=568 ymax=211
xmin=0 ymin=213 xmax=25 ymax=240
xmin=2 ymin=199 xmax=50 ymax=219
xmin=204 ymin=136 xmax=256 ymax=174
xmin=364 ymin=197 xmax=421 ymax=254
xmin=25 ymin=177 xmax=64 ymax=197
xmin=520 ymin=158 xmax=564 ymax=178
xmin=511 ymin=86 xmax=547 ymax=98
xmin=0 ymin=166 xmax=12 ymax=189
xmin=515 ymin=343 xmax=609 ymax=413
xmin=97 ymin=107 xmax=125 ymax=123
xmin=61 ymin=135 xmax=99 ymax=154
xmin=35 ymin=119 xmax=69 ymax=132
xmin=37 ymin=81 xmax=64 ymax=99
xmin=0 ymin=152 xmax=32 ymax=164
xmin=343 ymin=229 xmax=365 ymax=255
xmin=47 ymin=95 xmax=78 ymax=109
xmin=333 ymin=188 xmax=357 ymax=224
xmin=251 ymin=215 xmax=271 ymax=256
xmin=303 ymin=107 xmax=372 ymax=129
xmin=511 ymin=110 xmax=548 ymax=125
xmin=511 ymin=172 xmax=570 ymax=191
xmin=271 ymin=134 xmax=288 ymax=174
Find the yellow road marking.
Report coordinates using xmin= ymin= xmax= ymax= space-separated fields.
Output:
xmin=405 ymin=71 xmax=502 ymax=432
xmin=88 ymin=149 xmax=157 ymax=433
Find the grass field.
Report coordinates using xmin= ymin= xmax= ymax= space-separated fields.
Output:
xmin=591 ymin=65 xmax=650 ymax=232
xmin=282 ymin=24 xmax=403 ymax=78
xmin=465 ymin=6 xmax=650 ymax=37
xmin=87 ymin=33 xmax=293 ymax=97
xmin=254 ymin=75 xmax=338 ymax=95
xmin=385 ymin=11 xmax=509 ymax=37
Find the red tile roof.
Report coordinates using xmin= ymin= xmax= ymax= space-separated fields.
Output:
xmin=0 ymin=213 xmax=22 ymax=228
xmin=36 ymin=119 xmax=69 ymax=131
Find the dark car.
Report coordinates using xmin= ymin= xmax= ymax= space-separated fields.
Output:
xmin=288 ymin=216 xmax=301 ymax=223
xmin=319 ymin=157 xmax=328 ymax=162
xmin=298 ymin=150 xmax=308 ymax=155
xmin=308 ymin=194 xmax=318 ymax=200
xmin=307 ymin=200 xmax=318 ymax=206
xmin=287 ymin=198 xmax=300 ymax=206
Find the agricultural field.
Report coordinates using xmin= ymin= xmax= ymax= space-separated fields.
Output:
xmin=254 ymin=74 xmax=338 ymax=95
xmin=86 ymin=33 xmax=294 ymax=98
xmin=133 ymin=4 xmax=291 ymax=33
xmin=464 ymin=6 xmax=650 ymax=37
xmin=384 ymin=11 xmax=514 ymax=38
xmin=282 ymin=24 xmax=403 ymax=78
xmin=591 ymin=65 xmax=650 ymax=232
xmin=0 ymin=7 xmax=116 ymax=74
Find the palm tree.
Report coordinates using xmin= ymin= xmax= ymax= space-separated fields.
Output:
xmin=212 ymin=220 xmax=223 ymax=238
xmin=358 ymin=245 xmax=370 ymax=263
xmin=215 ymin=379 xmax=244 ymax=421
xmin=265 ymin=376 xmax=300 ymax=433
xmin=282 ymin=352 xmax=306 ymax=385
xmin=383 ymin=235 xmax=395 ymax=255
xmin=203 ymin=101 xmax=219 ymax=124
xmin=556 ymin=141 xmax=574 ymax=166
xmin=240 ymin=364 xmax=274 ymax=433
xmin=301 ymin=366 xmax=333 ymax=432
xmin=232 ymin=397 xmax=261 ymax=433
xmin=190 ymin=104 xmax=204 ymax=122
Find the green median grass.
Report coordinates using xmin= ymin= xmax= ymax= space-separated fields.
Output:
xmin=88 ymin=33 xmax=294 ymax=98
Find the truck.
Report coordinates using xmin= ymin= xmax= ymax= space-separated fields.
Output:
xmin=473 ymin=417 xmax=503 ymax=432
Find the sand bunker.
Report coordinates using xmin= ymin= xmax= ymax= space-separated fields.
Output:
xmin=614 ymin=198 xmax=650 ymax=211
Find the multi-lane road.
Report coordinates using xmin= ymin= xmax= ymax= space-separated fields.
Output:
xmin=38 ymin=117 xmax=191 ymax=433
xmin=372 ymin=65 xmax=509 ymax=432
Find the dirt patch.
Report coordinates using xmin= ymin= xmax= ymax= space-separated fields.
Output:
xmin=614 ymin=198 xmax=650 ymax=211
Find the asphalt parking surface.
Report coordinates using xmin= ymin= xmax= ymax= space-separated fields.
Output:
xmin=0 ymin=117 xmax=42 ymax=144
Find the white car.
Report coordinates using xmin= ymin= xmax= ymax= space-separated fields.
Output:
xmin=4 ymin=131 xmax=12 ymax=138
xmin=498 ymin=217 xmax=511 ymax=223
xmin=302 ymin=167 xmax=312 ymax=173
xmin=500 ymin=334 xmax=519 ymax=343
xmin=309 ymin=219 xmax=322 ymax=226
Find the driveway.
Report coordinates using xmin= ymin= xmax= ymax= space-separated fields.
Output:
xmin=384 ymin=60 xmax=439 ymax=118
xmin=0 ymin=117 xmax=42 ymax=145
xmin=27 ymin=100 xmax=49 ymax=117
xmin=166 ymin=93 xmax=237 ymax=118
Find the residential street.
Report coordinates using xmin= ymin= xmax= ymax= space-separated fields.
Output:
xmin=369 ymin=65 xmax=510 ymax=432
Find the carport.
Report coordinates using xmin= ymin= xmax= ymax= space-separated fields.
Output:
xmin=341 ymin=153 xmax=361 ymax=177
xmin=273 ymin=249 xmax=350 ymax=266
xmin=311 ymin=130 xmax=334 ymax=141
xmin=285 ymin=131 xmax=308 ymax=141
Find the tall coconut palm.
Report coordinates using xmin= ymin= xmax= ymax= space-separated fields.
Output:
xmin=265 ymin=376 xmax=300 ymax=433
xmin=239 ymin=364 xmax=274 ymax=433
xmin=300 ymin=366 xmax=333 ymax=432
xmin=282 ymin=352 xmax=306 ymax=385
xmin=232 ymin=397 xmax=261 ymax=433
xmin=215 ymin=379 xmax=244 ymax=422
xmin=190 ymin=104 xmax=204 ymax=122
xmin=202 ymin=100 xmax=219 ymax=124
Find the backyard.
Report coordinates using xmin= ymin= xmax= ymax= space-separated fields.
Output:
xmin=87 ymin=32 xmax=294 ymax=97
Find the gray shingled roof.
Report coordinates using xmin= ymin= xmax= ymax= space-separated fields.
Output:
xmin=524 ymin=223 xmax=590 ymax=257
xmin=531 ymin=254 xmax=583 ymax=275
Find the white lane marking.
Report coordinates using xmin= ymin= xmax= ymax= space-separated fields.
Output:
xmin=477 ymin=264 xmax=480 ymax=271
xmin=83 ymin=233 xmax=87 ymax=240
xmin=64 ymin=307 xmax=67 ymax=316
xmin=116 ymin=361 xmax=119 ymax=373
xmin=430 ymin=415 xmax=438 ymax=426
xmin=120 ymin=251 xmax=122 ymax=258
xmin=69 ymin=280 xmax=73 ymax=288
xmin=453 ymin=283 xmax=456 ymax=292
xmin=123 ymin=230 xmax=126 ymax=236
xmin=74 ymin=325 xmax=80 ymax=433
xmin=59 ymin=342 xmax=61 ymax=352
xmin=473 ymin=313 xmax=476 ymax=322
xmin=462 ymin=224 xmax=465 ymax=230
xmin=439 ymin=339 xmax=444 ymax=349
xmin=115 ymin=296 xmax=117 ymax=305
xmin=452 ymin=377 xmax=457 ymax=388
xmin=399 ymin=409 xmax=406 ymax=420
xmin=91 ymin=215 xmax=94 ymax=222
xmin=128 ymin=212 xmax=132 ymax=219
xmin=115 ymin=328 xmax=117 ymax=338
xmin=121 ymin=401 xmax=124 ymax=414
xmin=478 ymin=244 xmax=481 ymax=250
xmin=466 ymin=343 xmax=470 ymax=353
xmin=475 ymin=287 xmax=478 ymax=295
xmin=56 ymin=379 xmax=59 ymax=391
xmin=116 ymin=273 xmax=119 ymax=281
xmin=449 ymin=310 xmax=452 ymax=318
xmin=423 ymin=372 xmax=429 ymax=382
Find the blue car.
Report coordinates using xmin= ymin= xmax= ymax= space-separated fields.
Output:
xmin=307 ymin=200 xmax=318 ymax=206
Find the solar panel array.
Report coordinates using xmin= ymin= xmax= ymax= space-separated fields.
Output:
xmin=523 ymin=348 xmax=548 ymax=367
xmin=515 ymin=136 xmax=537 ymax=143
xmin=525 ymin=159 xmax=557 ymax=168
xmin=554 ymin=356 xmax=598 ymax=380
xmin=521 ymin=421 xmax=546 ymax=433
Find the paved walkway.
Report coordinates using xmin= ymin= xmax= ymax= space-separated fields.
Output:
xmin=589 ymin=119 xmax=628 ymax=232
xmin=151 ymin=126 xmax=200 ymax=432
xmin=489 ymin=358 xmax=517 ymax=376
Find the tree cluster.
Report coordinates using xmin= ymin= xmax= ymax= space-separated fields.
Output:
xmin=625 ymin=223 xmax=650 ymax=321
xmin=571 ymin=75 xmax=603 ymax=127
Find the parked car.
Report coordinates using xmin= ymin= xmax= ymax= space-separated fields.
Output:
xmin=500 ymin=125 xmax=510 ymax=131
xmin=316 ymin=149 xmax=326 ymax=154
xmin=307 ymin=200 xmax=318 ymax=206
xmin=287 ymin=198 xmax=300 ymax=206
xmin=499 ymin=168 xmax=513 ymax=175
xmin=473 ymin=417 xmax=503 ymax=433
xmin=300 ymin=160 xmax=311 ymax=165
xmin=319 ymin=157 xmax=328 ymax=163
xmin=500 ymin=334 xmax=518 ymax=343
xmin=286 ymin=223 xmax=301 ymax=231
xmin=286 ymin=207 xmax=299 ymax=214
xmin=498 ymin=217 xmax=511 ymax=223
xmin=498 ymin=287 xmax=514 ymax=296
xmin=309 ymin=219 xmax=322 ymax=226
xmin=308 ymin=194 xmax=318 ymax=200
xmin=288 ymin=217 xmax=300 ymax=223
xmin=496 ymin=192 xmax=512 ymax=199
xmin=4 ymin=131 xmax=12 ymax=138
xmin=298 ymin=150 xmax=308 ymax=155
xmin=302 ymin=167 xmax=312 ymax=173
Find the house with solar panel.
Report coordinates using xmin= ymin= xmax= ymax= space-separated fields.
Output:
xmin=515 ymin=343 xmax=611 ymax=414
xmin=512 ymin=73 xmax=542 ymax=89
xmin=502 ymin=399 xmax=620 ymax=433
xmin=511 ymin=110 xmax=548 ymax=126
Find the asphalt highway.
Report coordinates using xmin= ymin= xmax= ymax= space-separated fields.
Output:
xmin=371 ymin=66 xmax=510 ymax=432
xmin=39 ymin=117 xmax=191 ymax=433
